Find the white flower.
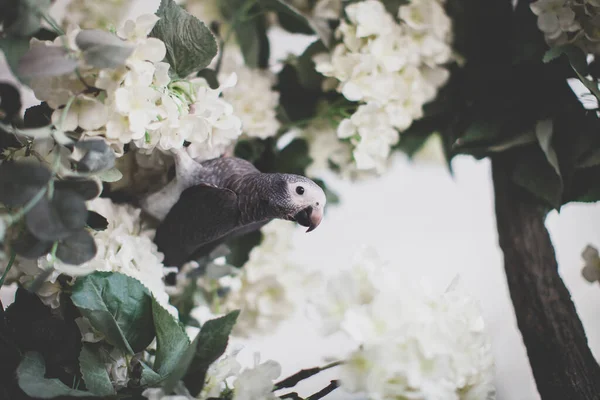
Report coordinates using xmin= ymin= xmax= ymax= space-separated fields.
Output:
xmin=105 ymin=349 xmax=129 ymax=390
xmin=345 ymin=0 xmax=395 ymax=38
xmin=314 ymin=248 xmax=496 ymax=400
xmin=51 ymin=198 xmax=177 ymax=317
xmin=337 ymin=104 xmax=399 ymax=173
xmin=530 ymin=0 xmax=579 ymax=40
xmin=63 ymin=0 xmax=132 ymax=30
xmin=185 ymin=77 xmax=243 ymax=160
xmin=302 ymin=119 xmax=356 ymax=179
xmin=233 ymin=354 xmax=281 ymax=400
xmin=200 ymin=351 xmax=243 ymax=399
xmin=142 ymin=382 xmax=193 ymax=400
xmin=51 ymin=95 xmax=109 ymax=131
xmin=221 ymin=221 xmax=301 ymax=337
xmin=314 ymin=0 xmax=452 ymax=172
xmin=398 ymin=0 xmax=453 ymax=40
xmin=581 ymin=244 xmax=600 ymax=283
xmin=219 ymin=51 xmax=281 ymax=139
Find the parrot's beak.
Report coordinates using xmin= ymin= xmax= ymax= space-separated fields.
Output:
xmin=293 ymin=206 xmax=322 ymax=233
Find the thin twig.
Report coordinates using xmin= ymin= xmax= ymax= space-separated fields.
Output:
xmin=273 ymin=361 xmax=343 ymax=391
xmin=279 ymin=392 xmax=303 ymax=400
xmin=306 ymin=380 xmax=339 ymax=400
xmin=0 ymin=251 xmax=17 ymax=287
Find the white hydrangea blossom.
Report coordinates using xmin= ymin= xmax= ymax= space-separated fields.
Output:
xmin=314 ymin=0 xmax=453 ymax=173
xmin=47 ymin=197 xmax=177 ymax=316
xmin=222 ymin=220 xmax=303 ymax=337
xmin=219 ymin=50 xmax=281 ymax=139
xmin=233 ymin=353 xmax=281 ymax=400
xmin=61 ymin=0 xmax=132 ymax=30
xmin=28 ymin=15 xmax=242 ymax=158
xmin=313 ymin=247 xmax=496 ymax=400
xmin=530 ymin=0 xmax=600 ymax=53
xmin=302 ymin=118 xmax=357 ymax=179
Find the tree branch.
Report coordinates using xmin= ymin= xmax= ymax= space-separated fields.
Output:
xmin=492 ymin=155 xmax=600 ymax=399
xmin=273 ymin=361 xmax=342 ymax=391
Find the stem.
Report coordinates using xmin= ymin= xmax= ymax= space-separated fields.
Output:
xmin=273 ymin=361 xmax=343 ymax=391
xmin=306 ymin=380 xmax=339 ymax=400
xmin=492 ymin=155 xmax=600 ymax=399
xmin=0 ymin=251 xmax=17 ymax=287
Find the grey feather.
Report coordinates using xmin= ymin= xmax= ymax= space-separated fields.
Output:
xmin=150 ymin=149 xmax=325 ymax=267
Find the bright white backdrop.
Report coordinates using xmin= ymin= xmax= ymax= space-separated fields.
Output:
xmin=1 ymin=2 xmax=600 ymax=399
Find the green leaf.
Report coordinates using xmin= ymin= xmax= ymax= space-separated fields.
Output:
xmin=220 ymin=0 xmax=269 ymax=69
xmin=18 ymin=45 xmax=78 ymax=78
xmin=140 ymin=362 xmax=163 ymax=386
xmin=0 ymin=37 xmax=33 ymax=82
xmin=79 ymin=344 xmax=116 ymax=396
xmin=259 ymin=0 xmax=333 ymax=48
xmin=17 ymin=352 xmax=93 ymax=398
xmin=152 ymin=297 xmax=190 ymax=378
xmin=275 ymin=138 xmax=312 ymax=175
xmin=71 ymin=272 xmax=155 ymax=354
xmin=76 ymin=29 xmax=134 ymax=69
xmin=535 ymin=119 xmax=561 ymax=177
xmin=543 ymin=44 xmax=588 ymax=75
xmin=512 ymin=145 xmax=563 ymax=209
xmin=183 ymin=310 xmax=240 ymax=396
xmin=225 ymin=229 xmax=262 ymax=267
xmin=2 ymin=0 xmax=51 ymax=38
xmin=150 ymin=0 xmax=218 ymax=78
xmin=578 ymin=147 xmax=600 ymax=169
xmin=297 ymin=40 xmax=327 ymax=91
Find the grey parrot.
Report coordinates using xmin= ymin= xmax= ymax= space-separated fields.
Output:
xmin=142 ymin=149 xmax=326 ymax=267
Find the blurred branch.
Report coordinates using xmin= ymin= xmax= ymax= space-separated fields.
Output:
xmin=273 ymin=361 xmax=342 ymax=391
xmin=492 ymin=154 xmax=600 ymax=399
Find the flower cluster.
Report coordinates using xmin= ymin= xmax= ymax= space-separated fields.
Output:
xmin=62 ymin=0 xmax=132 ymax=30
xmin=303 ymin=117 xmax=357 ymax=179
xmin=314 ymin=0 xmax=453 ymax=172
xmin=219 ymin=50 xmax=281 ymax=139
xmin=29 ymin=14 xmax=242 ymax=159
xmin=4 ymin=197 xmax=175 ymax=316
xmin=530 ymin=0 xmax=600 ymax=54
xmin=313 ymin=248 xmax=496 ymax=400
xmin=142 ymin=351 xmax=281 ymax=400
xmin=221 ymin=220 xmax=309 ymax=337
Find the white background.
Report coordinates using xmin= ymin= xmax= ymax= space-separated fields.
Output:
xmin=2 ymin=2 xmax=600 ymax=399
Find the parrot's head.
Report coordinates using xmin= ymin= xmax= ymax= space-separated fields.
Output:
xmin=282 ymin=176 xmax=326 ymax=232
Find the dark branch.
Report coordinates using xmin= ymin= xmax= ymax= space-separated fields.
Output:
xmin=273 ymin=361 xmax=342 ymax=390
xmin=306 ymin=380 xmax=339 ymax=400
xmin=492 ymin=155 xmax=600 ymax=399
xmin=279 ymin=392 xmax=303 ymax=400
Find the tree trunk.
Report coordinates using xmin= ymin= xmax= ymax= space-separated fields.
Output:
xmin=492 ymin=156 xmax=600 ymax=399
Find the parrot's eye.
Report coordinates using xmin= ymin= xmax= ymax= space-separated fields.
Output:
xmin=296 ymin=186 xmax=305 ymax=195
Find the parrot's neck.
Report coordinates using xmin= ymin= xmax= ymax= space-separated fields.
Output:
xmin=234 ymin=173 xmax=289 ymax=225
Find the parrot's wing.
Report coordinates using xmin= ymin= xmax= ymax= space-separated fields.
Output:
xmin=154 ymin=183 xmax=240 ymax=267
xmin=188 ymin=220 xmax=271 ymax=261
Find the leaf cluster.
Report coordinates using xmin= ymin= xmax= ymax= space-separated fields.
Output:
xmin=399 ymin=0 xmax=600 ymax=209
